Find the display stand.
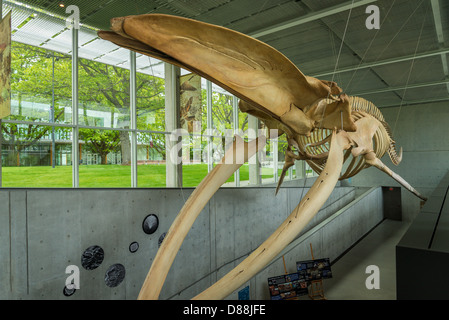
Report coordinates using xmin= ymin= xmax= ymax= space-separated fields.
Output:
xmin=282 ymin=255 xmax=288 ymax=275
xmin=282 ymin=255 xmax=301 ymax=300
xmin=308 ymin=244 xmax=326 ymax=300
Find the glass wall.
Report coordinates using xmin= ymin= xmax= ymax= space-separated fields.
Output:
xmin=0 ymin=5 xmax=308 ymax=189
xmin=7 ymin=42 xmax=72 ymax=124
xmin=1 ymin=124 xmax=72 ymax=187
xmin=76 ymin=55 xmax=132 ymax=187
xmin=1 ymin=38 xmax=308 ymax=189
xmin=137 ymin=132 xmax=166 ymax=187
xmin=78 ymin=128 xmax=130 ymax=187
xmin=78 ymin=57 xmax=130 ymax=129
xmin=1 ymin=39 xmax=73 ymax=187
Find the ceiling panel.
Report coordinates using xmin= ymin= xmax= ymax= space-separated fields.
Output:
xmin=359 ymin=91 xmax=402 ymax=108
xmin=195 ymin=0 xmax=291 ymax=26
xmin=40 ymin=32 xmax=72 ymax=53
xmin=226 ymin=1 xmax=306 ymax=34
xmin=318 ymin=0 xmax=440 ymax=63
xmin=372 ymin=56 xmax=447 ymax=87
xmin=3 ymin=3 xmax=32 ymax=29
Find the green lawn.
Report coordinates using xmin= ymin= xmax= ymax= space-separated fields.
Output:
xmin=2 ymin=164 xmax=286 ymax=188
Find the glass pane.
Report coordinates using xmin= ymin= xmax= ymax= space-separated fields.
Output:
xmin=137 ymin=132 xmax=166 ymax=187
xmin=305 ymin=163 xmax=315 ymax=177
xmin=182 ymin=131 xmax=213 ymax=187
xmin=238 ymin=109 xmax=248 ymax=135
xmin=179 ymin=75 xmax=208 ymax=187
xmin=8 ymin=42 xmax=72 ymax=124
xmin=211 ymin=85 xmax=233 ymax=132
xmin=180 ymin=73 xmax=202 ymax=133
xmin=78 ymin=128 xmax=130 ymax=187
xmin=78 ymin=58 xmax=130 ymax=128
xmin=1 ymin=124 xmax=72 ymax=187
xmin=292 ymin=160 xmax=303 ymax=179
xmin=277 ymin=134 xmax=289 ymax=180
xmin=260 ymin=131 xmax=274 ymax=183
xmin=236 ymin=104 xmax=249 ymax=185
xmin=136 ymin=71 xmax=165 ymax=132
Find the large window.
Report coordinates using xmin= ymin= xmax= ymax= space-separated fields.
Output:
xmin=78 ymin=128 xmax=130 ymax=187
xmin=1 ymin=124 xmax=72 ymax=187
xmin=1 ymin=40 xmax=73 ymax=187
xmin=136 ymin=64 xmax=166 ymax=187
xmin=0 ymin=5 xmax=306 ymax=189
xmin=76 ymin=56 xmax=132 ymax=187
xmin=7 ymin=42 xmax=72 ymax=124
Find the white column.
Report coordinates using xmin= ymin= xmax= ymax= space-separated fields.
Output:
xmin=296 ymin=160 xmax=305 ymax=179
xmin=165 ymin=63 xmax=182 ymax=187
xmin=206 ymin=80 xmax=213 ymax=173
xmin=71 ymin=26 xmax=79 ymax=188
xmin=232 ymin=96 xmax=240 ymax=187
xmin=130 ymin=51 xmax=137 ymax=187
xmin=248 ymin=115 xmax=260 ymax=185
xmin=272 ymin=136 xmax=278 ymax=184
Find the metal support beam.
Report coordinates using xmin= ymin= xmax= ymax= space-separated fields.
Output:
xmin=312 ymin=47 xmax=449 ymax=78
xmin=352 ymin=79 xmax=449 ymax=96
xmin=71 ymin=26 xmax=79 ymax=188
xmin=130 ymin=50 xmax=137 ymax=187
xmin=249 ymin=0 xmax=377 ymax=38
xmin=379 ymin=96 xmax=449 ymax=108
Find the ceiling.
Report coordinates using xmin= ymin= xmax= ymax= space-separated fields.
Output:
xmin=2 ymin=0 xmax=449 ymax=108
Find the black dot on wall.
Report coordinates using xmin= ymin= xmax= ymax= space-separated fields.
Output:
xmin=81 ymin=245 xmax=104 ymax=270
xmin=158 ymin=232 xmax=166 ymax=248
xmin=142 ymin=214 xmax=159 ymax=234
xmin=63 ymin=285 xmax=76 ymax=297
xmin=104 ymin=264 xmax=126 ymax=287
xmin=129 ymin=241 xmax=139 ymax=253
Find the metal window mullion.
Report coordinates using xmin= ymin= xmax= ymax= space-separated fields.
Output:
xmin=272 ymin=136 xmax=278 ymax=184
xmin=232 ymin=95 xmax=240 ymax=187
xmin=71 ymin=26 xmax=79 ymax=188
xmin=130 ymin=51 xmax=137 ymax=188
xmin=206 ymin=80 xmax=213 ymax=173
xmin=0 ymin=0 xmax=2 ymax=187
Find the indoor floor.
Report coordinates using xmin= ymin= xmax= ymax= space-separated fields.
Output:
xmin=306 ymin=219 xmax=411 ymax=300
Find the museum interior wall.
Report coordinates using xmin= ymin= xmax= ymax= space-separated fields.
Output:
xmin=396 ymin=170 xmax=449 ymax=299
xmin=0 ymin=184 xmax=384 ymax=300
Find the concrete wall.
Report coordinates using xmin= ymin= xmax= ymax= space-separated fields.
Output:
xmin=350 ymin=101 xmax=449 ymax=222
xmin=0 ymin=184 xmax=383 ymax=300
xmin=396 ymin=170 xmax=449 ymax=299
xmin=253 ymin=187 xmax=383 ymax=300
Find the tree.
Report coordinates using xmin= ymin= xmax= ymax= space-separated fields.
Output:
xmin=137 ymin=106 xmax=166 ymax=160
xmin=2 ymin=118 xmax=64 ymax=166
xmin=4 ymin=41 xmax=166 ymax=166
xmin=2 ymin=42 xmax=71 ymax=166
xmin=78 ymin=57 xmax=165 ymax=164
xmin=79 ymin=129 xmax=121 ymax=165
